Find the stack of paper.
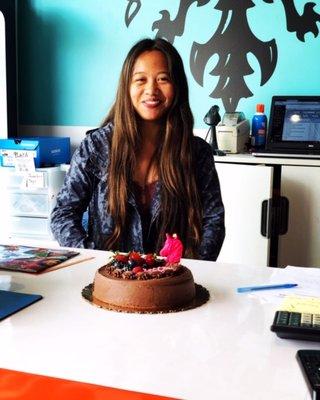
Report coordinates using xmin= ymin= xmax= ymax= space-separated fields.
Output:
xmin=248 ymin=265 xmax=320 ymax=306
xmin=279 ymin=295 xmax=320 ymax=314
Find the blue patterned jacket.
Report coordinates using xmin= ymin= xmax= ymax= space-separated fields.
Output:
xmin=50 ymin=123 xmax=225 ymax=261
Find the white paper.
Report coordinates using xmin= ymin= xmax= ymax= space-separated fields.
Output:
xmin=246 ymin=265 xmax=320 ymax=304
xmin=0 ymin=149 xmax=36 ymax=170
xmin=0 ymin=275 xmax=11 ymax=290
xmin=14 ymin=155 xmax=36 ymax=174
xmin=21 ymin=172 xmax=45 ymax=189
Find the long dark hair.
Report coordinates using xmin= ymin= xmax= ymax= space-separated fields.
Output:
xmin=102 ymin=38 xmax=202 ymax=257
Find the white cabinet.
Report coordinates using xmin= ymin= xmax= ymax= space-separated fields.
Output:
xmin=216 ymin=163 xmax=273 ymax=266
xmin=0 ymin=166 xmax=65 ymax=241
xmin=279 ymin=165 xmax=320 ymax=267
xmin=215 ymin=154 xmax=320 ymax=267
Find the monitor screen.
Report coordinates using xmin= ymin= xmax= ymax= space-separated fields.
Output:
xmin=268 ymin=97 xmax=320 ymax=148
xmin=281 ymin=101 xmax=320 ymax=141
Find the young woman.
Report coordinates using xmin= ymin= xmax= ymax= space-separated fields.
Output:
xmin=51 ymin=38 xmax=225 ymax=261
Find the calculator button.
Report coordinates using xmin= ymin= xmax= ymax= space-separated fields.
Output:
xmin=289 ymin=312 xmax=301 ymax=327
xmin=276 ymin=311 xmax=289 ymax=325
xmin=301 ymin=313 xmax=313 ymax=327
xmin=313 ymin=314 xmax=320 ymax=328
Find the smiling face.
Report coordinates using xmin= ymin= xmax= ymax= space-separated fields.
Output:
xmin=129 ymin=50 xmax=175 ymax=124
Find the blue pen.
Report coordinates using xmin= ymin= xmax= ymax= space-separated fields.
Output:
xmin=237 ymin=283 xmax=298 ymax=293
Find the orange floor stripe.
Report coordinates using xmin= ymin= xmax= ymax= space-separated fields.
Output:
xmin=0 ymin=368 xmax=177 ymax=400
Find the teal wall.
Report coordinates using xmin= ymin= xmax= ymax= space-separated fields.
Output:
xmin=18 ymin=0 xmax=320 ymax=128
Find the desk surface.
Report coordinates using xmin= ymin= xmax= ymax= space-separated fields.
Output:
xmin=0 ymin=244 xmax=317 ymax=400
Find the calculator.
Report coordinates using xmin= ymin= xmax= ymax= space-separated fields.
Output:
xmin=296 ymin=350 xmax=320 ymax=400
xmin=271 ymin=311 xmax=320 ymax=341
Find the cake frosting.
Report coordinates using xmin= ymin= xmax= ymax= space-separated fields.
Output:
xmin=92 ymin=250 xmax=196 ymax=313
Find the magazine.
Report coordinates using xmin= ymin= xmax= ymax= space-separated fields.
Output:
xmin=0 ymin=244 xmax=80 ymax=273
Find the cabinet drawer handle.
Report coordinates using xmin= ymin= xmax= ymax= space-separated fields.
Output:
xmin=261 ymin=200 xmax=271 ymax=238
xmin=261 ymin=197 xmax=289 ymax=238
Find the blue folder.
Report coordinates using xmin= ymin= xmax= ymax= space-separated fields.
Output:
xmin=0 ymin=290 xmax=43 ymax=321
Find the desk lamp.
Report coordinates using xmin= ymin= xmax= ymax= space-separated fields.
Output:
xmin=204 ymin=105 xmax=225 ymax=156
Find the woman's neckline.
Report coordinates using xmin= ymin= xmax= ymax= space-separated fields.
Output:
xmin=132 ymin=180 xmax=158 ymax=189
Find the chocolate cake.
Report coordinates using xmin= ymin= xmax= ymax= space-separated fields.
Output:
xmin=91 ymin=252 xmax=197 ymax=313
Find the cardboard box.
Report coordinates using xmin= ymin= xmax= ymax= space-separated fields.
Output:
xmin=0 ymin=137 xmax=70 ymax=168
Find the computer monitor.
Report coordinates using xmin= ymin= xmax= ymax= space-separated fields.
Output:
xmin=267 ymin=96 xmax=320 ymax=153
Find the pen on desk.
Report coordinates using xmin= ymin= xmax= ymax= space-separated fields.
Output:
xmin=236 ymin=283 xmax=298 ymax=293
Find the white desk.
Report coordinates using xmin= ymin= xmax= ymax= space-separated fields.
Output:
xmin=215 ymin=152 xmax=320 ymax=166
xmin=0 ymin=245 xmax=318 ymax=400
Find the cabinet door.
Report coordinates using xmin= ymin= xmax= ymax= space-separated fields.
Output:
xmin=279 ymin=165 xmax=320 ymax=267
xmin=215 ymin=163 xmax=273 ymax=266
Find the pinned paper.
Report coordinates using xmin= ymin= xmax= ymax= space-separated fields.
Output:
xmin=1 ymin=149 xmax=36 ymax=171
xmin=279 ymin=295 xmax=320 ymax=314
xmin=14 ymin=154 xmax=36 ymax=174
xmin=21 ymin=172 xmax=45 ymax=189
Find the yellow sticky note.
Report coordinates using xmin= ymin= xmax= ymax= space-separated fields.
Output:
xmin=279 ymin=295 xmax=320 ymax=314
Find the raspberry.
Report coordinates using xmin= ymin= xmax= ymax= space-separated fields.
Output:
xmin=132 ymin=266 xmax=144 ymax=274
xmin=114 ymin=254 xmax=128 ymax=263
xmin=129 ymin=251 xmax=143 ymax=263
xmin=145 ymin=253 xmax=156 ymax=266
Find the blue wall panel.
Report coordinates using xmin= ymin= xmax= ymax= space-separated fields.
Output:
xmin=18 ymin=0 xmax=320 ymax=128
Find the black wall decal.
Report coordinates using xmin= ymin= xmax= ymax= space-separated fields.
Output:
xmin=152 ymin=0 xmax=210 ymax=43
xmin=125 ymin=0 xmax=141 ymax=27
xmin=264 ymin=0 xmax=320 ymax=41
xmin=190 ymin=0 xmax=277 ymax=112
xmin=125 ymin=0 xmax=320 ymax=112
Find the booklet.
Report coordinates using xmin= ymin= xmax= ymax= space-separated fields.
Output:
xmin=0 ymin=290 xmax=43 ymax=321
xmin=0 ymin=244 xmax=80 ymax=273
